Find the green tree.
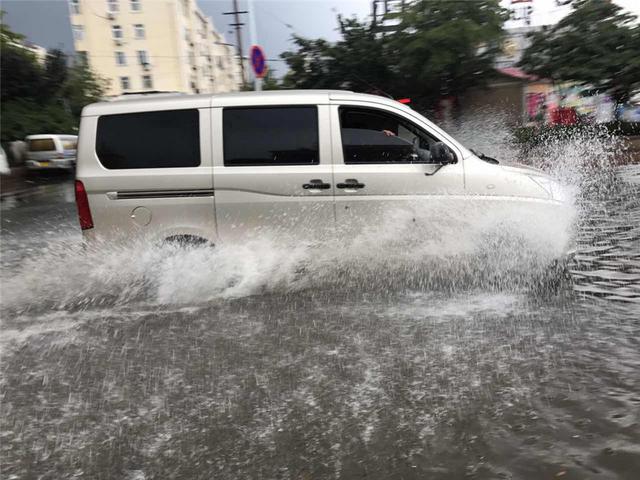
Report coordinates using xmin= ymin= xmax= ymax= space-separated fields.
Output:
xmin=1 ymin=33 xmax=44 ymax=102
xmin=44 ymin=49 xmax=69 ymax=97
xmin=280 ymin=1 xmax=508 ymax=107
xmin=387 ymin=0 xmax=508 ymax=105
xmin=281 ymin=17 xmax=392 ymax=95
xmin=261 ymin=69 xmax=281 ymax=90
xmin=62 ymin=61 xmax=108 ymax=119
xmin=281 ymin=36 xmax=339 ymax=89
xmin=519 ymin=0 xmax=640 ymax=103
xmin=1 ymin=16 xmax=105 ymax=143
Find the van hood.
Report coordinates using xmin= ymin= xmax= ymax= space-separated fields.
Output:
xmin=497 ymin=160 xmax=574 ymax=203
xmin=500 ymin=161 xmax=549 ymax=177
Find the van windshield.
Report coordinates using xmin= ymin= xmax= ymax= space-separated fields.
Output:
xmin=28 ymin=139 xmax=56 ymax=152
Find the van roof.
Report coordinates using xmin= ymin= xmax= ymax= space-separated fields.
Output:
xmin=81 ymin=90 xmax=410 ymax=117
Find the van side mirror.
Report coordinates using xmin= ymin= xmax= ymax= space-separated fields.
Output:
xmin=431 ymin=142 xmax=455 ymax=164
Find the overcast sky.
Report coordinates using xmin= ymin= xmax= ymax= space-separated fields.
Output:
xmin=2 ymin=0 xmax=639 ymax=78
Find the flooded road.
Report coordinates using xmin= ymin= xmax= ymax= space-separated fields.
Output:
xmin=1 ymin=163 xmax=639 ymax=479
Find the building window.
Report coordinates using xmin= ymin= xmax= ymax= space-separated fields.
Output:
xmin=70 ymin=0 xmax=80 ymax=14
xmin=130 ymin=0 xmax=141 ymax=11
xmin=142 ymin=75 xmax=153 ymax=89
xmin=72 ymin=25 xmax=84 ymax=41
xmin=134 ymin=24 xmax=145 ymax=39
xmin=115 ymin=51 xmax=127 ymax=66
xmin=112 ymin=25 xmax=123 ymax=39
xmin=76 ymin=51 xmax=88 ymax=65
xmin=120 ymin=76 xmax=130 ymax=90
xmin=137 ymin=50 xmax=148 ymax=65
xmin=107 ymin=0 xmax=119 ymax=12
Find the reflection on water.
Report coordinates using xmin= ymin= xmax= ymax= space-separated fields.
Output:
xmin=1 ymin=140 xmax=639 ymax=478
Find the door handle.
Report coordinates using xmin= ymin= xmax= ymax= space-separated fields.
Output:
xmin=302 ymin=179 xmax=331 ymax=190
xmin=336 ymin=179 xmax=365 ymax=189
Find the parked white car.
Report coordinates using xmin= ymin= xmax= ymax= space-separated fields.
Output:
xmin=0 ymin=146 xmax=10 ymax=175
xmin=25 ymin=134 xmax=78 ymax=171
xmin=75 ymin=90 xmax=574 ymax=263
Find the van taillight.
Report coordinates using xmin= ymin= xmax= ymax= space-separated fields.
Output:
xmin=74 ymin=180 xmax=94 ymax=230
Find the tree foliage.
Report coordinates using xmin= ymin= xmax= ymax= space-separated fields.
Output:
xmin=519 ymin=0 xmax=640 ymax=102
xmin=1 ymin=17 xmax=106 ymax=143
xmin=387 ymin=0 xmax=508 ymax=102
xmin=280 ymin=1 xmax=508 ymax=107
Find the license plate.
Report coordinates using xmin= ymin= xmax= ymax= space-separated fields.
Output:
xmin=40 ymin=161 xmax=49 ymax=167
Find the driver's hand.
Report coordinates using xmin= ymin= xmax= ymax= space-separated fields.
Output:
xmin=382 ymin=129 xmax=396 ymax=136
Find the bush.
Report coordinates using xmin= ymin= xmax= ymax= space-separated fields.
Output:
xmin=0 ymin=99 xmax=77 ymax=143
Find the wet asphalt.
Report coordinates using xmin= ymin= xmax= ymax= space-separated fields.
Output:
xmin=1 ymin=168 xmax=639 ymax=480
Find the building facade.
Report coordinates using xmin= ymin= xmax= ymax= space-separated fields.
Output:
xmin=68 ymin=0 xmax=242 ymax=96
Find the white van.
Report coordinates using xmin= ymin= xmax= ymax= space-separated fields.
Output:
xmin=75 ymin=90 xmax=574 ymax=260
xmin=25 ymin=134 xmax=78 ymax=171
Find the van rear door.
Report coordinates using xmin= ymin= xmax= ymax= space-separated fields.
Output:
xmin=212 ymin=104 xmax=335 ymax=243
xmin=78 ymin=105 xmax=216 ymax=241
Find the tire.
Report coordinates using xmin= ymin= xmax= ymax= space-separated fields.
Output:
xmin=162 ymin=235 xmax=210 ymax=248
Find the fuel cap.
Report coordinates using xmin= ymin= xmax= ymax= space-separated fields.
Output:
xmin=130 ymin=206 xmax=152 ymax=226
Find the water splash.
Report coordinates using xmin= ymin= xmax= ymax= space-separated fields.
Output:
xmin=4 ymin=115 xmax=634 ymax=312
xmin=1 ymin=197 xmax=575 ymax=313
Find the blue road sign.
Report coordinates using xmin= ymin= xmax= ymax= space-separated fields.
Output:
xmin=250 ymin=45 xmax=267 ymax=78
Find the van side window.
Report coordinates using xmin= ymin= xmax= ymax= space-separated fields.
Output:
xmin=339 ymin=107 xmax=437 ymax=164
xmin=96 ymin=109 xmax=200 ymax=169
xmin=223 ymin=106 xmax=319 ymax=166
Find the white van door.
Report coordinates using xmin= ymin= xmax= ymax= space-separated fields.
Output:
xmin=329 ymin=103 xmax=465 ymax=241
xmin=212 ymin=105 xmax=335 ymax=243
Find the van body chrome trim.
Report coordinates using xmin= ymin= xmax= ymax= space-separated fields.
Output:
xmin=107 ymin=189 xmax=214 ymax=200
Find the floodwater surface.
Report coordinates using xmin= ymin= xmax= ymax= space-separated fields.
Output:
xmin=1 ymin=133 xmax=639 ymax=479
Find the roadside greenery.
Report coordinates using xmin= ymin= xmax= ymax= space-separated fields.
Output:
xmin=278 ymin=0 xmax=639 ymax=119
xmin=519 ymin=0 xmax=640 ymax=104
xmin=280 ymin=0 xmax=509 ymax=108
xmin=1 ymin=14 xmax=105 ymax=143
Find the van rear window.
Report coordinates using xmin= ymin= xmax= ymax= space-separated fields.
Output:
xmin=28 ymin=139 xmax=56 ymax=152
xmin=96 ymin=109 xmax=200 ymax=169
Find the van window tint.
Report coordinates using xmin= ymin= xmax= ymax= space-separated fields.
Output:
xmin=28 ymin=139 xmax=56 ymax=152
xmin=223 ymin=106 xmax=319 ymax=166
xmin=96 ymin=109 xmax=200 ymax=169
xmin=340 ymin=107 xmax=437 ymax=164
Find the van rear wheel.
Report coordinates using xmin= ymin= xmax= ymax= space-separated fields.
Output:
xmin=163 ymin=235 xmax=211 ymax=248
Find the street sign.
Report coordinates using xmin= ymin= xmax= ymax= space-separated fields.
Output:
xmin=250 ymin=45 xmax=267 ymax=78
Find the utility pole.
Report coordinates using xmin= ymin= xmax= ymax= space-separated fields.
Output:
xmin=247 ymin=0 xmax=261 ymax=91
xmin=223 ymin=0 xmax=247 ymax=87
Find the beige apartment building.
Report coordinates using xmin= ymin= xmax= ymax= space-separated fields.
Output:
xmin=68 ymin=0 xmax=242 ymax=96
